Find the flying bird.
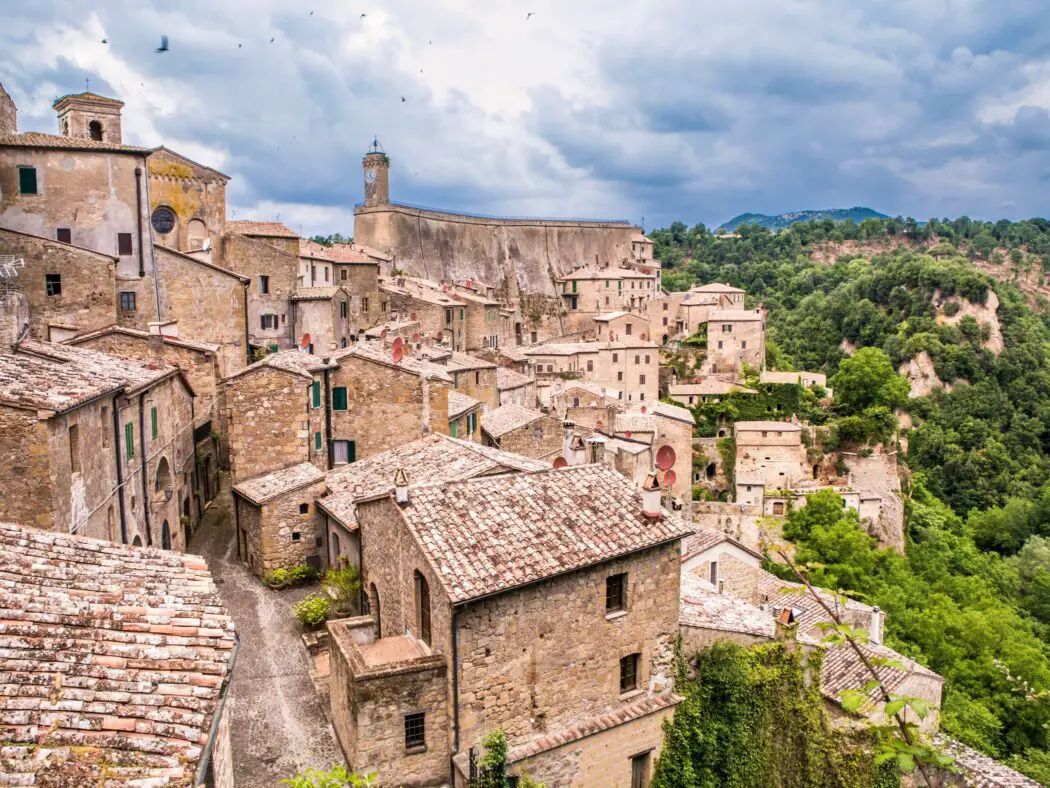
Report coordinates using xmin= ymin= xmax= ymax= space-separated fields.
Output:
xmin=401 ymin=96 xmax=406 ymax=102
xmin=310 ymin=10 xmax=315 ymax=14
xmin=526 ymin=11 xmax=535 ymax=19
xmin=155 ymin=35 xmax=169 ymax=52
xmin=360 ymin=13 xmax=367 ymax=19
xmin=238 ymin=43 xmax=242 ymax=48
xmin=270 ymin=37 xmax=275 ymax=43
xmin=101 ymin=38 xmax=108 ymax=44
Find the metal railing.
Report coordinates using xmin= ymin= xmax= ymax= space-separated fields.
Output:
xmin=355 ymin=200 xmax=632 ymax=225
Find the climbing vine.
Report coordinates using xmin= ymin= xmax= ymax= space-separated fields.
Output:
xmin=652 ymin=642 xmax=899 ymax=788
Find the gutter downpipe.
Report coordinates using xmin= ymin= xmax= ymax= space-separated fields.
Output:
xmin=112 ymin=394 xmax=128 ymax=544
xmin=138 ymin=393 xmax=152 ymax=546
xmin=193 ymin=632 xmax=240 ymax=785
xmin=450 ymin=606 xmax=461 ymax=783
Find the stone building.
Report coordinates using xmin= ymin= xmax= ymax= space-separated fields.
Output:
xmin=324 ymin=242 xmax=384 ymax=332
xmin=292 ymin=285 xmax=352 ymax=354
xmin=559 ymin=265 xmax=659 ymax=334
xmin=481 ymin=404 xmax=563 ymax=459
xmin=733 ymin=420 xmax=809 ymax=506
xmin=496 ymin=366 xmax=536 ymax=408
xmin=448 ymin=391 xmax=482 ymax=441
xmin=0 ymin=83 xmax=15 ymax=137
xmin=147 ymin=146 xmax=229 ymax=254
xmin=647 ymin=282 xmax=746 ymax=345
xmin=418 ymin=348 xmax=498 ymax=410
xmin=621 ymin=402 xmax=694 ymax=501
xmin=328 ymin=463 xmax=692 ymax=786
xmin=0 ymin=91 xmax=159 ymax=329
xmin=705 ymin=308 xmax=766 ymax=374
xmin=0 ymin=520 xmax=237 ymax=787
xmin=668 ymin=377 xmax=757 ymax=407
xmin=525 ymin=339 xmax=659 ymax=405
xmin=0 ymin=226 xmax=117 ymax=341
xmin=593 ymin=310 xmax=651 ymax=342
xmin=0 ymin=322 xmax=198 ymax=550
xmin=382 ymin=276 xmax=468 ymax=350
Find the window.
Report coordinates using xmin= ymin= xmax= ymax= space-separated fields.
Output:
xmin=259 ymin=275 xmax=269 ymax=294
xmin=445 ymin=308 xmax=452 ymax=325
xmin=631 ymin=752 xmax=652 ymax=788
xmin=617 ymin=371 xmax=623 ymax=381
xmin=546 ymin=364 xmax=553 ymax=373
xmin=332 ymin=387 xmax=348 ymax=411
xmin=467 ymin=411 xmax=477 ymax=435
xmin=645 ymin=354 xmax=650 ymax=364
xmin=68 ymin=424 xmax=80 ymax=474
xmin=761 ymin=431 xmax=768 ymax=438
xmin=460 ymin=308 xmax=465 ymax=320
xmin=311 ymin=264 xmax=317 ymax=282
xmin=415 ymin=570 xmax=431 ymax=645
xmin=101 ymin=406 xmax=110 ymax=447
xmin=311 ymin=381 xmax=321 ymax=409
xmin=531 ymin=331 xmax=537 ymax=343
xmin=612 ymin=353 xmax=619 ymax=363
xmin=88 ymin=120 xmax=103 ymax=141
xmin=18 ymin=166 xmax=38 ymax=194
xmin=314 ymin=431 xmax=322 ymax=451
xmin=299 ymin=503 xmax=309 ymax=514
xmin=260 ymin=314 xmax=277 ymax=330
xmin=741 ymin=340 xmax=747 ymax=349
xmin=56 ymin=228 xmax=71 ymax=244
xmin=662 ymin=302 xmax=668 ymax=311
xmin=404 ymin=712 xmax=425 ymax=750
xmin=709 ymin=561 xmax=719 ymax=585
xmin=324 ymin=267 xmax=329 ymax=282
xmin=340 ymin=268 xmax=348 ymax=281
xmin=125 ymin=422 xmax=134 ymax=460
xmin=45 ymin=274 xmax=61 ymax=297
xmin=340 ymin=300 xmax=348 ymax=319
xmin=639 ymin=374 xmax=646 ymax=385
xmin=475 ymin=370 xmax=480 ymax=386
xmin=626 ymin=323 xmax=632 ymax=336
xmin=362 ymin=297 xmax=369 ymax=312
xmin=291 ymin=531 xmax=301 ymax=541
xmin=449 ymin=421 xmax=459 ymax=438
xmin=620 ymin=653 xmax=639 ymax=693
xmin=722 ymin=323 xmax=732 ymax=333
xmin=606 ymin=573 xmax=627 ymax=613
xmin=586 ymin=360 xmax=593 ymax=372
xmin=717 ymin=340 xmax=723 ymax=349
xmin=333 ymin=439 xmax=355 ymax=464
xmin=605 ymin=296 xmax=610 ymax=306
xmin=662 ymin=317 xmax=668 ymax=326
xmin=150 ymin=406 xmax=158 ymax=439
xmin=117 ymin=233 xmax=133 ymax=256
xmin=634 ymin=355 xmax=640 ymax=365
xmin=120 ymin=291 xmax=136 ymax=312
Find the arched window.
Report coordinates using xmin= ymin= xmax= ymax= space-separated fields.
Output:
xmin=414 ymin=570 xmax=431 ymax=646
xmin=187 ymin=218 xmax=208 ymax=250
xmin=132 ymin=535 xmax=143 ymax=547
xmin=155 ymin=457 xmax=172 ymax=501
xmin=161 ymin=520 xmax=171 ymax=550
xmin=88 ymin=120 xmax=103 ymax=141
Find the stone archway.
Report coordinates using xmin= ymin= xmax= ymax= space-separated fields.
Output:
xmin=161 ymin=520 xmax=171 ymax=550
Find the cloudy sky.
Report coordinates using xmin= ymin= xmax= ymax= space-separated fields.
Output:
xmin=3 ymin=0 xmax=1049 ymax=235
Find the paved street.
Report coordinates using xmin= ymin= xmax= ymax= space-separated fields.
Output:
xmin=189 ymin=476 xmax=346 ymax=786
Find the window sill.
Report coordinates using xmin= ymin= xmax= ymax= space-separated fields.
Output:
xmin=405 ymin=744 xmax=428 ymax=755
xmin=605 ymin=610 xmax=628 ymax=622
xmin=619 ymin=689 xmax=644 ymax=701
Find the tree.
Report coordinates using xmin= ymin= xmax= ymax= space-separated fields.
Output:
xmin=282 ymin=765 xmax=375 ymax=787
xmin=830 ymin=347 xmax=909 ymax=415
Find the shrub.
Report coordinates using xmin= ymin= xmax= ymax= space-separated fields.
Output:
xmin=282 ymin=765 xmax=376 ymax=787
xmin=294 ymin=594 xmax=331 ymax=628
xmin=289 ymin=563 xmax=318 ymax=584
xmin=265 ymin=568 xmax=290 ymax=587
xmin=943 ymin=300 xmax=961 ymax=316
xmin=323 ymin=562 xmax=362 ymax=615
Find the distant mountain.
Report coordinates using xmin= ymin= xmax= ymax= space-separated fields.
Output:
xmin=718 ymin=207 xmax=890 ymax=232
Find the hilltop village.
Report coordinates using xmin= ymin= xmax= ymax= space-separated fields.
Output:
xmin=0 ymin=85 xmax=1037 ymax=788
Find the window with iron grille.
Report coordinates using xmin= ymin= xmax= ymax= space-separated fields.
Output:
xmin=120 ymin=291 xmax=136 ymax=312
xmin=45 ymin=274 xmax=61 ymax=297
xmin=404 ymin=712 xmax=425 ymax=749
xmin=606 ymin=573 xmax=627 ymax=613
xmin=620 ymin=653 xmax=639 ymax=693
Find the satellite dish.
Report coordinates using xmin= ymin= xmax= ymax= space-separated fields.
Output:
xmin=300 ymin=333 xmax=312 ymax=351
xmin=596 ymin=419 xmax=604 ymax=428
xmin=656 ymin=444 xmax=676 ymax=471
xmin=641 ymin=333 xmax=648 ymax=341
xmin=380 ymin=328 xmax=388 ymax=339
xmin=624 ymin=431 xmax=632 ymax=439
xmin=411 ymin=332 xmax=420 ymax=343
xmin=553 ymin=456 xmax=568 ymax=469
xmin=640 ymin=405 xmax=647 ymax=414
xmin=392 ymin=336 xmax=404 ymax=363
xmin=663 ymin=469 xmax=677 ymax=487
xmin=202 ymin=237 xmax=212 ymax=252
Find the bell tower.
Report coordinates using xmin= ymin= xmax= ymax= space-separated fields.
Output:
xmin=362 ymin=138 xmax=390 ymax=207
xmin=53 ymin=91 xmax=124 ymax=143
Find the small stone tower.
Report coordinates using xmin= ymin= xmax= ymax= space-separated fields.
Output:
xmin=53 ymin=91 xmax=124 ymax=143
xmin=0 ymin=83 xmax=16 ymax=136
xmin=362 ymin=138 xmax=390 ymax=207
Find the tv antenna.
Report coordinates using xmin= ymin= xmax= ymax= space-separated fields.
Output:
xmin=0 ymin=256 xmax=26 ymax=279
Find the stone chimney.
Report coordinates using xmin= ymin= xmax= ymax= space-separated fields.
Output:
xmin=0 ymin=286 xmax=29 ymax=349
xmin=641 ymin=470 xmax=662 ymax=520
xmin=869 ymin=606 xmax=883 ymax=645
xmin=567 ymin=433 xmax=586 ymax=466
xmin=394 ymin=467 xmax=409 ymax=507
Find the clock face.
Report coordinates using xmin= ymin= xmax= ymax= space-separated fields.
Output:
xmin=365 ymin=168 xmax=377 ymax=184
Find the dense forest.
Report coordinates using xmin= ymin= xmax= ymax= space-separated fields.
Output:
xmin=652 ymin=217 xmax=1050 ymax=783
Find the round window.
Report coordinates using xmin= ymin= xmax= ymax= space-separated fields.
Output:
xmin=150 ymin=206 xmax=177 ymax=235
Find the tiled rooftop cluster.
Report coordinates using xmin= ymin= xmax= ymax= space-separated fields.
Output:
xmin=225 ymin=219 xmax=298 ymax=238
xmin=0 ymin=521 xmax=235 ymax=785
xmin=481 ymin=403 xmax=545 ymax=439
xmin=233 ymin=461 xmax=325 ymax=505
xmin=679 ymin=572 xmax=773 ymax=637
xmin=0 ymin=130 xmax=150 ymax=154
xmin=447 ymin=390 xmax=481 ymax=418
xmin=400 ymin=463 xmax=693 ymax=603
xmin=933 ymin=736 xmax=1042 ymax=787
xmin=496 ymin=366 xmax=532 ymax=391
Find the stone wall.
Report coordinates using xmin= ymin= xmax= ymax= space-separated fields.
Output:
xmin=0 ymin=84 xmax=15 ymax=136
xmin=384 ymin=290 xmax=464 ymax=348
xmin=336 ymin=263 xmax=381 ymax=333
xmin=0 ymin=405 xmax=54 ymax=530
xmin=222 ymin=233 xmax=296 ymax=351
xmin=239 ymin=479 xmax=327 ymax=574
xmin=652 ymin=412 xmax=693 ymax=500
xmin=680 ymin=625 xmax=771 ymax=655
xmin=147 ymin=148 xmax=227 ymax=254
xmin=354 ymin=204 xmax=638 ymax=298
xmin=449 ymin=366 xmax=497 ymax=411
xmin=497 ymin=415 xmax=563 ymax=459
xmin=0 ymin=228 xmax=116 ymax=340
xmin=295 ymin=294 xmax=348 ymax=356
xmin=209 ymin=704 xmax=236 ymax=788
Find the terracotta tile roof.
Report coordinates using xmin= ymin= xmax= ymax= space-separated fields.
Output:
xmin=507 ymin=693 xmax=681 ymax=763
xmin=820 ymin=640 xmax=941 ymax=712
xmin=0 ymin=131 xmax=149 ymax=154
xmin=560 ymin=266 xmax=655 ymax=281
xmin=681 ymin=529 xmax=763 ymax=562
xmin=681 ymin=293 xmax=721 ymax=307
xmin=68 ymin=325 xmax=220 ymax=354
xmin=494 ymin=346 xmax=530 ymax=363
xmin=709 ymin=308 xmax=764 ymax=322
xmin=593 ymin=311 xmax=634 ymax=322
xmin=53 ymin=91 xmax=124 ymax=107
xmin=400 ymin=464 xmax=694 ymax=603
xmin=154 ymin=244 xmax=250 ymax=282
xmin=496 ymin=367 xmax=532 ymax=391
xmin=298 ymin=239 xmax=337 ymax=261
xmin=757 ymin=569 xmax=874 ymax=640
xmin=0 ymin=339 xmax=180 ymax=414
xmin=482 ymin=404 xmax=546 ymax=439
xmin=614 ymin=414 xmax=656 ymax=434
xmin=680 ymin=574 xmax=774 ymax=637
xmin=735 ymin=420 xmax=801 ymax=432
xmin=233 ymin=462 xmax=325 ymax=505
xmin=671 ymin=379 xmax=757 ymax=396
xmin=318 ymin=434 xmax=547 ymax=528
xmin=448 ymin=391 xmax=481 ymax=419
xmin=333 ymin=342 xmax=453 ymax=383
xmin=631 ymin=233 xmax=651 ymax=244
xmin=364 ymin=320 xmax=419 ymax=338
xmin=421 ymin=350 xmax=497 ymax=372
xmin=225 ymin=220 xmax=298 ymax=238
xmin=379 ymin=281 xmax=465 ymax=307
xmin=643 ymin=401 xmax=695 ymax=425
xmin=0 ymin=521 xmax=235 ymax=786
xmin=327 ymin=244 xmax=381 ymax=264
xmin=690 ymin=282 xmax=745 ymax=294
xmin=348 ymin=243 xmax=392 ymax=262
xmin=290 ymin=286 xmax=346 ymax=301
xmin=933 ymin=736 xmax=1041 ymax=787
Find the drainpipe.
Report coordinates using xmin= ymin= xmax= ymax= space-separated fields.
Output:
xmin=322 ymin=362 xmax=333 ymax=470
xmin=138 ymin=393 xmax=152 ymax=546
xmin=139 ymin=162 xmax=162 ymax=324
xmin=242 ymin=281 xmax=251 ymax=366
xmin=112 ymin=395 xmax=128 ymax=544
xmin=449 ymin=606 xmax=461 ymax=783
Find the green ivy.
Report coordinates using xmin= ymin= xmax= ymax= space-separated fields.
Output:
xmin=653 ymin=642 xmax=899 ymax=788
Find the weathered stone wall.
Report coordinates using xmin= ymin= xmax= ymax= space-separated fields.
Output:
xmin=455 ymin=542 xmax=681 ymax=749
xmin=223 ymin=366 xmax=311 ymax=484
xmin=240 ymin=479 xmax=327 ymax=574
xmin=497 ymin=415 xmax=563 ymax=459
xmin=736 ymin=431 xmax=810 ymax=490
xmin=147 ymin=149 xmax=227 ymax=254
xmin=209 ymin=705 xmax=236 ymax=788
xmin=511 ymin=704 xmax=676 ymax=788
xmin=328 ymin=356 xmax=450 ymax=462
xmin=384 ymin=289 xmax=465 ymax=348
xmin=295 ymin=294 xmax=347 ymax=356
xmin=841 ymin=447 xmax=905 ymax=552
xmin=498 ymin=380 xmax=537 ymax=409
xmin=0 ymin=405 xmax=55 ymax=530
xmin=222 ymin=233 xmax=296 ymax=351
xmin=336 ymin=263 xmax=381 ymax=333
xmin=682 ymin=550 xmax=761 ymax=602
xmin=154 ymin=246 xmax=247 ymax=378
xmin=0 ymin=228 xmax=116 ymax=339
xmin=462 ymin=301 xmax=498 ymax=352
xmin=652 ymin=411 xmax=694 ymax=499
xmin=449 ymin=366 xmax=497 ymax=411
xmin=529 ymin=344 xmax=659 ymax=403
xmin=354 ymin=205 xmax=638 ymax=298
xmin=0 ymin=85 xmax=15 ymax=136
xmin=680 ymin=625 xmax=771 ymax=655
xmin=707 ymin=317 xmax=765 ymax=374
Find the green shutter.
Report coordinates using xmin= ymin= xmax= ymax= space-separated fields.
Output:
xmin=572 ymin=281 xmax=577 ymax=293
xmin=467 ymin=412 xmax=476 ymax=434
xmin=150 ymin=407 xmax=158 ymax=439
xmin=449 ymin=421 xmax=458 ymax=438
xmin=347 ymin=440 xmax=356 ymax=463
xmin=460 ymin=308 xmax=465 ymax=320
xmin=333 ymin=387 xmax=348 ymax=411
xmin=125 ymin=423 xmax=134 ymax=459
xmin=311 ymin=381 xmax=321 ymax=408
xmin=18 ymin=167 xmax=37 ymax=195
xmin=315 ymin=431 xmax=322 ymax=451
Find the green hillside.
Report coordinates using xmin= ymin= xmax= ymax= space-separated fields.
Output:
xmin=718 ymin=207 xmax=890 ymax=232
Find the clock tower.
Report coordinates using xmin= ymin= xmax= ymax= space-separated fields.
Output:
xmin=362 ymin=138 xmax=390 ymax=207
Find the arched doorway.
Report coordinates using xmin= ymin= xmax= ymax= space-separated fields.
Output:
xmin=88 ymin=120 xmax=103 ymax=141
xmin=414 ymin=571 xmax=431 ymax=646
xmin=706 ymin=462 xmax=716 ymax=479
xmin=368 ymin=583 xmax=381 ymax=637
xmin=155 ymin=457 xmax=172 ymax=501
xmin=187 ymin=218 xmax=208 ymax=250
xmin=132 ymin=535 xmax=143 ymax=547
xmin=161 ymin=520 xmax=171 ymax=550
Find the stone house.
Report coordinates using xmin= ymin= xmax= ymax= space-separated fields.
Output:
xmin=646 ymin=290 xmax=689 ymax=343
xmin=291 ymin=285 xmax=352 ymax=354
xmin=0 ymin=226 xmax=117 ymax=341
xmin=550 ymin=381 xmax=621 ymax=419
xmin=382 ymin=277 xmax=468 ymax=350
xmin=365 ymin=318 xmax=421 ymax=345
xmin=593 ymin=311 xmax=651 ymax=343
xmin=481 ymin=404 xmax=563 ymax=459
xmin=325 ymin=242 xmax=384 ymax=332
xmin=668 ymin=378 xmax=757 ymax=407
xmin=317 ymin=433 xmax=547 ymax=572
xmin=705 ymin=308 xmax=766 ymax=374
xmin=525 ymin=340 xmax=659 ymax=405
xmin=0 ymin=83 xmax=14 ymax=136
xmin=448 ymin=391 xmax=482 ymax=442
xmin=558 ymin=265 xmax=659 ymax=335
xmin=418 ymin=349 xmax=498 ymax=410
xmin=0 ymin=313 xmax=197 ymax=550
xmin=0 ymin=91 xmax=160 ymax=329
xmin=621 ymin=402 xmax=694 ymax=501
xmin=383 ymin=275 xmax=501 ymax=351
xmin=733 ymin=420 xmax=810 ymax=507
xmin=328 ymin=463 xmax=693 ymax=787
xmin=147 ymin=146 xmax=229 ymax=254
xmin=0 ymin=520 xmax=237 ymax=787
xmin=759 ymin=369 xmax=827 ymax=390
xmin=496 ymin=366 xmax=536 ymax=408
xmin=646 ymin=282 xmax=746 ymax=345
xmin=67 ymin=324 xmax=226 ymax=503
